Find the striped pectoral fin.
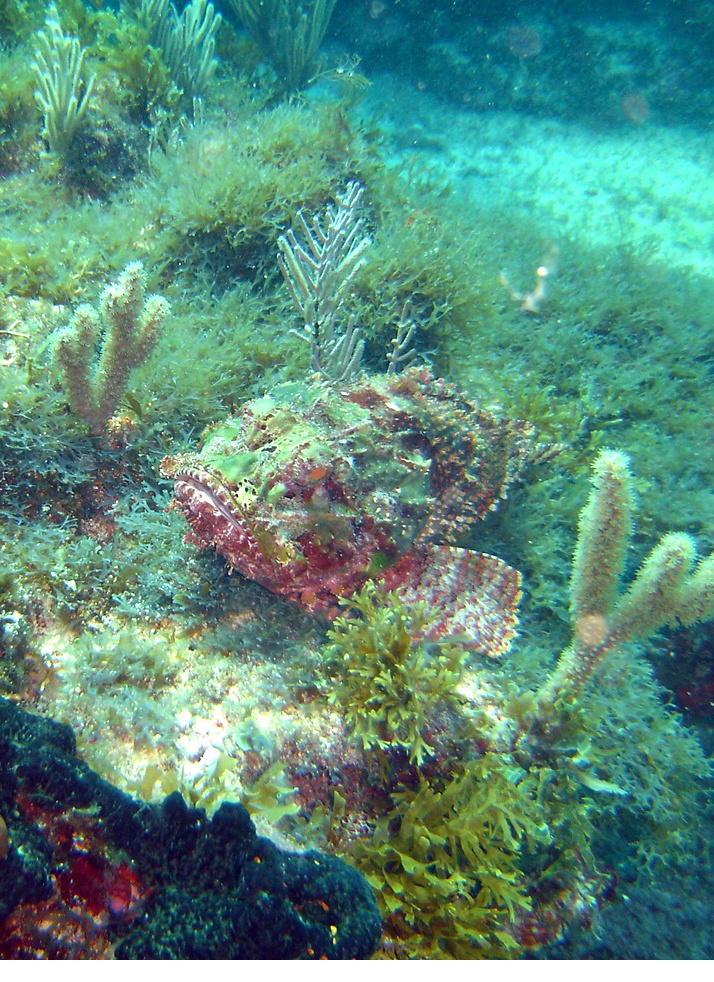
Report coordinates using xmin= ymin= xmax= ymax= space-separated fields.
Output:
xmin=379 ymin=544 xmax=522 ymax=657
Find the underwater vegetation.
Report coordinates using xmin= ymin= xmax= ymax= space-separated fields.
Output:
xmin=3 ymin=446 xmax=710 ymax=956
xmin=228 ymin=0 xmax=338 ymax=93
xmin=286 ymin=450 xmax=713 ymax=957
xmin=0 ymin=0 xmax=713 ymax=962
xmin=55 ymin=261 xmax=170 ymax=436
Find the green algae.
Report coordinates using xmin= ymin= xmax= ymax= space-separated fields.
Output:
xmin=351 ymin=756 xmax=549 ymax=959
xmin=326 ymin=582 xmax=466 ymax=766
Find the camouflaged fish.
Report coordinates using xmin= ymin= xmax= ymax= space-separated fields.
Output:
xmin=161 ymin=370 xmax=546 ymax=657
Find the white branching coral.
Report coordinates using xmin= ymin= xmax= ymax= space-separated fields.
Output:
xmin=32 ymin=7 xmax=95 ymax=154
xmin=139 ymin=0 xmax=221 ymax=112
xmin=278 ymin=181 xmax=371 ymax=381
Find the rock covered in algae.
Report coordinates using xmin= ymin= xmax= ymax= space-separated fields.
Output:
xmin=0 ymin=697 xmax=381 ymax=959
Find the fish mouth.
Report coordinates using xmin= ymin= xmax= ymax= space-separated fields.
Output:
xmin=165 ymin=463 xmax=402 ymax=615
xmin=172 ymin=467 xmax=247 ymax=533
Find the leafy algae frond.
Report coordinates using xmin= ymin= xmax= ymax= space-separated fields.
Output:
xmin=326 ymin=582 xmax=464 ymax=766
xmin=351 ymin=757 xmax=550 ymax=958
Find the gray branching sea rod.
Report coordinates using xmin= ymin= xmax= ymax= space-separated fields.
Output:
xmin=529 ymin=448 xmax=714 ymax=722
xmin=54 ymin=262 xmax=170 ymax=436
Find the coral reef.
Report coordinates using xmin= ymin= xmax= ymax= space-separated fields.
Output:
xmin=0 ymin=0 xmax=713 ymax=962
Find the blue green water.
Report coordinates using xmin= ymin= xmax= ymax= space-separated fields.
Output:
xmin=0 ymin=0 xmax=712 ymax=960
